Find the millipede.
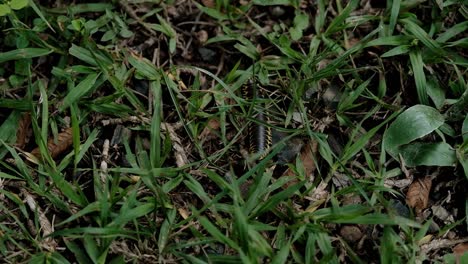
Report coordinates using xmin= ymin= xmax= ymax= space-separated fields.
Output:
xmin=243 ymin=80 xmax=273 ymax=160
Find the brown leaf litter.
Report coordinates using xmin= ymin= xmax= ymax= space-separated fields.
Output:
xmin=30 ymin=128 xmax=73 ymax=159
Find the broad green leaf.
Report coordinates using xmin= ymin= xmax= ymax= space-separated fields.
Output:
xmin=294 ymin=12 xmax=309 ymax=30
xmin=401 ymin=18 xmax=444 ymax=55
xmin=158 ymin=209 xmax=176 ymax=254
xmin=463 ymin=115 xmax=468 ymax=141
xmin=156 ymin=14 xmax=176 ymax=38
xmin=57 ymin=201 xmax=101 ymax=226
xmin=10 ymin=0 xmax=28 ymax=10
xmin=436 ymin=21 xmax=468 ymax=43
xmin=381 ymin=45 xmax=410 ymax=57
xmin=0 ymin=48 xmax=52 ymax=63
xmin=194 ymin=2 xmax=228 ymax=20
xmin=290 ymin=27 xmax=302 ymax=41
xmin=84 ymin=235 xmax=99 ymax=263
xmin=234 ymin=43 xmax=259 ymax=60
xmin=127 ymin=52 xmax=160 ymax=80
xmin=365 ymin=36 xmax=412 ymax=47
xmin=388 ymin=0 xmax=400 ymax=35
xmin=0 ymin=111 xmax=21 ymax=159
xmin=0 ymin=4 xmax=11 ymax=16
xmin=101 ymin=30 xmax=116 ymax=42
xmin=50 ymin=227 xmax=142 ymax=238
xmin=384 ymin=105 xmax=444 ymax=158
xmin=253 ymin=0 xmax=292 ymax=5
xmin=109 ymin=203 xmax=155 ymax=227
xmin=290 ymin=12 xmax=309 ymax=41
xmin=0 ymin=98 xmax=31 ymax=110
xmin=199 ymin=217 xmax=240 ymax=250
xmin=10 ymin=0 xmax=29 ymax=10
xmin=28 ymin=0 xmax=54 ymax=31
xmin=325 ymin=0 xmax=359 ymax=35
xmin=47 ymin=3 xmax=114 ymax=14
xmin=426 ymin=77 xmax=445 ymax=109
xmin=64 ymin=240 xmax=93 ymax=264
xmin=150 ymin=80 xmax=162 ymax=168
xmin=60 ymin=73 xmax=100 ymax=111
xmin=399 ymin=142 xmax=457 ymax=166
xmin=253 ymin=182 xmax=303 ymax=217
xmin=69 ymin=44 xmax=113 ymax=67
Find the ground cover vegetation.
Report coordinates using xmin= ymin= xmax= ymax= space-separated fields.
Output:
xmin=0 ymin=0 xmax=467 ymax=263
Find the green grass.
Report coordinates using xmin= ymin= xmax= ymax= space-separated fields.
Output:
xmin=0 ymin=0 xmax=467 ymax=263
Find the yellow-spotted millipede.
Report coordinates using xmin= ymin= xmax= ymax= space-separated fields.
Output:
xmin=243 ymin=80 xmax=273 ymax=159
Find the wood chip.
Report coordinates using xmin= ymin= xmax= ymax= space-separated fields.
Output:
xmin=30 ymin=128 xmax=73 ymax=159
xmin=406 ymin=176 xmax=432 ymax=213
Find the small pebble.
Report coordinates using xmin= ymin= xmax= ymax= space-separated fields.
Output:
xmin=340 ymin=225 xmax=363 ymax=243
xmin=270 ymin=6 xmax=285 ymax=17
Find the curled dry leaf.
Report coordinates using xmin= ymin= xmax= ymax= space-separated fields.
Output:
xmin=406 ymin=176 xmax=432 ymax=213
xmin=31 ymin=128 xmax=73 ymax=159
xmin=15 ymin=112 xmax=31 ymax=149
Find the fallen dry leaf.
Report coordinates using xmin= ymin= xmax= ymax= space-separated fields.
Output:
xmin=406 ymin=176 xmax=432 ymax=213
xmin=283 ymin=139 xmax=317 ymax=179
xmin=201 ymin=0 xmax=215 ymax=8
xmin=15 ymin=112 xmax=31 ymax=149
xmin=31 ymin=128 xmax=73 ymax=159
xmin=454 ymin=243 xmax=468 ymax=262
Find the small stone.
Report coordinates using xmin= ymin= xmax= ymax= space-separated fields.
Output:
xmin=340 ymin=225 xmax=363 ymax=243
xmin=270 ymin=6 xmax=285 ymax=17
xmin=198 ymin=47 xmax=217 ymax=62
xmin=196 ymin=30 xmax=209 ymax=44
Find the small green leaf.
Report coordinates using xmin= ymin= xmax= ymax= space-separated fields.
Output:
xmin=253 ymin=0 xmax=292 ymax=5
xmin=289 ymin=27 xmax=302 ymax=41
xmin=294 ymin=12 xmax=309 ymax=30
xmin=384 ymin=105 xmax=445 ymax=158
xmin=120 ymin=28 xmax=133 ymax=38
xmin=101 ymin=30 xmax=117 ymax=42
xmin=60 ymin=73 xmax=100 ymax=111
xmin=156 ymin=14 xmax=176 ymax=38
xmin=169 ymin=38 xmax=176 ymax=54
xmin=381 ymin=45 xmax=410 ymax=57
xmin=10 ymin=0 xmax=28 ymax=10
